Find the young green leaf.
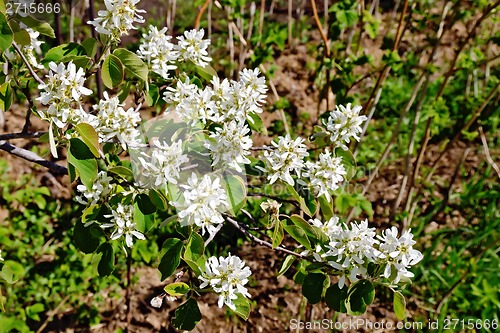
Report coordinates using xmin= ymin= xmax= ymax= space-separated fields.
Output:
xmin=393 ymin=291 xmax=406 ymax=320
xmin=164 ymin=282 xmax=190 ymax=297
xmin=0 ymin=81 xmax=13 ymax=112
xmin=101 ymin=54 xmax=124 ymax=89
xmin=0 ymin=14 xmax=13 ymax=53
xmin=302 ymin=273 xmax=327 ymax=304
xmin=74 ymin=123 xmax=100 ymax=158
xmin=223 ymin=174 xmax=247 ymax=215
xmin=158 ymin=238 xmax=183 ymax=280
xmin=345 ymin=279 xmax=375 ymax=315
xmin=232 ymin=295 xmax=251 ymax=320
xmin=277 ymin=255 xmax=295 ymax=276
xmin=113 ymin=48 xmax=149 ymax=82
xmin=325 ymin=283 xmax=348 ymax=313
xmin=172 ymin=298 xmax=202 ymax=331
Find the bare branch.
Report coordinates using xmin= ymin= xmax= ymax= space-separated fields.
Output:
xmin=0 ymin=141 xmax=67 ymax=174
xmin=479 ymin=127 xmax=500 ymax=179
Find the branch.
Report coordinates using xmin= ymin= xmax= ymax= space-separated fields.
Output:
xmin=0 ymin=141 xmax=67 ymax=174
xmin=225 ymin=215 xmax=310 ymax=260
xmin=0 ymin=132 xmax=47 ymax=140
xmin=12 ymin=42 xmax=44 ymax=85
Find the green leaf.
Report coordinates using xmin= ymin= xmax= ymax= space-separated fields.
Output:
xmin=58 ymin=55 xmax=92 ymax=69
xmin=13 ymin=28 xmax=30 ymax=46
xmin=302 ymin=273 xmax=327 ymax=304
xmin=183 ymin=258 xmax=203 ymax=277
xmin=345 ymin=279 xmax=375 ymax=315
xmin=277 ymin=255 xmax=295 ymax=276
xmin=393 ymin=291 xmax=406 ymax=320
xmin=113 ymin=48 xmax=149 ymax=82
xmin=17 ymin=15 xmax=55 ymax=38
xmin=318 ymin=196 xmax=334 ymax=221
xmin=81 ymin=38 xmax=98 ymax=57
xmin=0 ymin=261 xmax=24 ymax=284
xmin=184 ymin=232 xmax=204 ymax=262
xmin=335 ymin=148 xmax=356 ymax=180
xmin=75 ymin=123 xmax=100 ymax=158
xmin=68 ymin=138 xmax=98 ymax=190
xmin=43 ymin=43 xmax=86 ymax=64
xmin=107 ymin=165 xmax=134 ymax=181
xmin=286 ymin=184 xmax=315 ymax=217
xmin=172 ymin=298 xmax=202 ymax=331
xmin=0 ymin=81 xmax=12 ymax=112
xmin=158 ymin=238 xmax=183 ymax=280
xmin=73 ymin=221 xmax=101 ymax=254
xmin=164 ymin=282 xmax=190 ymax=297
xmin=325 ymin=283 xmax=348 ymax=313
xmin=149 ymin=189 xmax=168 ymax=211
xmin=25 ymin=303 xmax=44 ymax=321
xmin=102 ymin=54 xmax=124 ymax=89
xmin=96 ymin=243 xmax=114 ymax=276
xmin=283 ymin=224 xmax=312 ymax=250
xmin=195 ymin=64 xmax=217 ymax=81
xmin=145 ymin=83 xmax=160 ymax=106
xmin=334 ymin=193 xmax=356 ymax=214
xmin=0 ymin=13 xmax=13 ymax=54
xmin=247 ymin=112 xmax=267 ymax=135
xmin=232 ymin=295 xmax=251 ymax=320
xmin=290 ymin=214 xmax=325 ymax=245
xmin=272 ymin=219 xmax=284 ymax=248
xmin=135 ymin=193 xmax=157 ymax=215
xmin=223 ymin=174 xmax=247 ymax=215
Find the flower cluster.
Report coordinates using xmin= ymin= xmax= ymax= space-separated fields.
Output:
xmin=37 ymin=61 xmax=93 ymax=128
xmin=303 ymin=150 xmax=346 ymax=202
xmin=324 ymin=103 xmax=367 ymax=150
xmin=163 ymin=68 xmax=267 ymax=125
xmin=137 ymin=139 xmax=189 ymax=188
xmin=263 ymin=134 xmax=308 ymax=185
xmin=93 ymin=92 xmax=143 ymax=149
xmin=376 ymin=227 xmax=423 ymax=284
xmin=171 ymin=173 xmax=229 ymax=237
xmin=204 ymin=120 xmax=253 ymax=173
xmin=199 ymin=254 xmax=252 ymax=310
xmin=88 ymin=0 xmax=145 ymax=42
xmin=137 ymin=26 xmax=178 ymax=79
xmin=101 ymin=203 xmax=145 ymax=248
xmin=137 ymin=26 xmax=213 ymax=79
xmin=311 ymin=217 xmax=423 ymax=288
xmin=76 ymin=171 xmax=114 ymax=206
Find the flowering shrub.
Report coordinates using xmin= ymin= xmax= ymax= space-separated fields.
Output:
xmin=0 ymin=1 xmax=423 ymax=330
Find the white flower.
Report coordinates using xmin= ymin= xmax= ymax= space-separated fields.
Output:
xmin=171 ymin=173 xmax=229 ymax=237
xmin=137 ymin=139 xmax=189 ymax=187
xmin=377 ymin=227 xmax=423 ymax=283
xmin=88 ymin=0 xmax=146 ymax=42
xmin=94 ymin=92 xmax=142 ymax=149
xmin=324 ymin=103 xmax=367 ymax=150
xmin=328 ymin=261 xmax=367 ymax=289
xmin=21 ymin=27 xmax=44 ymax=70
xmin=175 ymin=29 xmax=212 ymax=67
xmin=198 ymin=254 xmax=252 ymax=310
xmin=102 ymin=203 xmax=145 ymax=247
xmin=76 ymin=171 xmax=113 ymax=206
xmin=304 ymin=150 xmax=346 ymax=202
xmin=37 ymin=61 xmax=92 ymax=128
xmin=263 ymin=135 xmax=308 ymax=185
xmin=0 ymin=250 xmax=4 ymax=261
xmin=309 ymin=216 xmax=341 ymax=237
xmin=150 ymin=296 xmax=163 ymax=308
xmin=137 ymin=25 xmax=178 ymax=79
xmin=205 ymin=120 xmax=253 ymax=172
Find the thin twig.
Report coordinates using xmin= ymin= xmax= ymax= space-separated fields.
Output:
xmin=12 ymin=42 xmax=44 ymax=85
xmin=479 ymin=127 xmax=500 ymax=179
xmin=0 ymin=131 xmax=46 ymax=140
xmin=0 ymin=141 xmax=67 ymax=174
xmin=310 ymin=0 xmax=330 ymax=57
xmin=194 ymin=0 xmax=211 ymax=29
xmin=225 ymin=215 xmax=309 ymax=260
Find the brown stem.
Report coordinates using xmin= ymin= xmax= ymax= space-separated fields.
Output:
xmin=194 ymin=0 xmax=212 ymax=29
xmin=12 ymin=42 xmax=44 ymax=85
xmin=0 ymin=131 xmax=46 ymax=140
xmin=310 ymin=0 xmax=330 ymax=57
